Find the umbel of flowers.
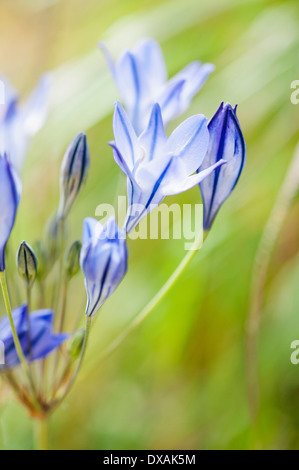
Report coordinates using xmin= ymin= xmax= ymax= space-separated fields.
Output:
xmin=0 ymin=37 xmax=245 ymax=445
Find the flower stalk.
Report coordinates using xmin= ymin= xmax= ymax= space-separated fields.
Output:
xmin=35 ymin=417 xmax=49 ymax=451
xmin=0 ymin=271 xmax=38 ymax=404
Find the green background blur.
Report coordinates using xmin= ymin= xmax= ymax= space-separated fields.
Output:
xmin=0 ymin=0 xmax=299 ymax=450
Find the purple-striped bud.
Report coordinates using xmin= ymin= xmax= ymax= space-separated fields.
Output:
xmin=198 ymin=102 xmax=246 ymax=230
xmin=58 ymin=133 xmax=90 ymax=219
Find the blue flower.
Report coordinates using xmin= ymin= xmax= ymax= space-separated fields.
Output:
xmin=110 ymin=102 xmax=225 ymax=233
xmin=0 ymin=74 xmax=51 ymax=170
xmin=80 ymin=217 xmax=128 ymax=317
xmin=0 ymin=305 xmax=69 ymax=369
xmin=100 ymin=38 xmax=214 ymax=135
xmin=198 ymin=102 xmax=246 ymax=231
xmin=0 ymin=154 xmax=22 ymax=271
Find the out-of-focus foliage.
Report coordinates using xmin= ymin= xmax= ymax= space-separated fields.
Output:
xmin=0 ymin=0 xmax=298 ymax=450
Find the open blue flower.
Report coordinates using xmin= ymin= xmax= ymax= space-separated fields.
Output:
xmin=0 ymin=154 xmax=22 ymax=271
xmin=198 ymin=102 xmax=246 ymax=230
xmin=0 ymin=74 xmax=51 ymax=170
xmin=100 ymin=38 xmax=214 ymax=135
xmin=0 ymin=305 xmax=69 ymax=369
xmin=110 ymin=102 xmax=225 ymax=233
xmin=80 ymin=217 xmax=128 ymax=317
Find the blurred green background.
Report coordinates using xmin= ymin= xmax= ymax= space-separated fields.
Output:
xmin=0 ymin=0 xmax=299 ymax=450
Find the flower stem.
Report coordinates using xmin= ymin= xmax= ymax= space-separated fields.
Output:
xmin=50 ymin=315 xmax=91 ymax=412
xmin=51 ymin=216 xmax=65 ymax=310
xmin=245 ymin=143 xmax=299 ymax=427
xmin=26 ymin=285 xmax=33 ymax=363
xmin=35 ymin=417 xmax=49 ymax=450
xmin=0 ymin=271 xmax=37 ymax=398
xmin=58 ymin=279 xmax=68 ymax=334
xmin=80 ymin=230 xmax=207 ymax=383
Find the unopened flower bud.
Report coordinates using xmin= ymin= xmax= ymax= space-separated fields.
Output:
xmin=58 ymin=133 xmax=90 ymax=219
xmin=198 ymin=102 xmax=246 ymax=230
xmin=80 ymin=217 xmax=128 ymax=317
xmin=68 ymin=328 xmax=85 ymax=359
xmin=65 ymin=241 xmax=81 ymax=280
xmin=17 ymin=241 xmax=38 ymax=287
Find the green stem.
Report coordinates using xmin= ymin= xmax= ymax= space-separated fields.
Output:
xmin=51 ymin=279 xmax=68 ymax=388
xmin=51 ymin=316 xmax=91 ymax=412
xmin=56 ymin=218 xmax=65 ymax=308
xmin=82 ymin=230 xmax=207 ymax=381
xmin=26 ymin=285 xmax=33 ymax=362
xmin=35 ymin=418 xmax=49 ymax=451
xmin=51 ymin=217 xmax=65 ymax=310
xmin=26 ymin=285 xmax=32 ymax=314
xmin=0 ymin=271 xmax=36 ymax=395
xmin=246 ymin=143 xmax=299 ymax=426
xmin=58 ymin=279 xmax=68 ymax=333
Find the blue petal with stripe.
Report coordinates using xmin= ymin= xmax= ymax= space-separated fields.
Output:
xmin=0 ymin=154 xmax=21 ymax=271
xmin=100 ymin=38 xmax=214 ymax=134
xmin=111 ymin=102 xmax=226 ymax=233
xmin=198 ymin=102 xmax=246 ymax=230
xmin=80 ymin=217 xmax=128 ymax=317
xmin=0 ymin=306 xmax=69 ymax=369
xmin=0 ymin=73 xmax=50 ymax=170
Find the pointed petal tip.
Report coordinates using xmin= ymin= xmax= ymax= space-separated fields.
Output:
xmin=152 ymin=102 xmax=162 ymax=112
xmin=78 ymin=131 xmax=86 ymax=138
xmin=98 ymin=40 xmax=106 ymax=50
xmin=114 ymin=100 xmax=125 ymax=112
xmin=222 ymin=102 xmax=236 ymax=113
xmin=204 ymin=62 xmax=216 ymax=73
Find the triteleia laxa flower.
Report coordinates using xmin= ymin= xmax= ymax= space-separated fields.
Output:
xmin=110 ymin=101 xmax=225 ymax=233
xmin=17 ymin=241 xmax=38 ymax=287
xmin=0 ymin=74 xmax=51 ymax=171
xmin=100 ymin=38 xmax=214 ymax=135
xmin=198 ymin=102 xmax=246 ymax=231
xmin=80 ymin=217 xmax=128 ymax=317
xmin=58 ymin=132 xmax=90 ymax=219
xmin=0 ymin=154 xmax=22 ymax=272
xmin=0 ymin=305 xmax=69 ymax=369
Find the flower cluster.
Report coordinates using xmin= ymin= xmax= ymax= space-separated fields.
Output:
xmin=0 ymin=37 xmax=245 ymax=420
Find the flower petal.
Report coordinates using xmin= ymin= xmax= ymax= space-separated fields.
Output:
xmin=0 ymin=75 xmax=17 ymax=119
xmin=139 ymin=103 xmax=167 ymax=161
xmin=172 ymin=61 xmax=215 ymax=107
xmin=126 ymin=154 xmax=174 ymax=232
xmin=81 ymin=217 xmax=128 ymax=317
xmin=82 ymin=217 xmax=102 ymax=246
xmin=158 ymin=78 xmax=185 ymax=127
xmin=0 ymin=304 xmax=27 ymax=340
xmin=22 ymin=74 xmax=51 ymax=136
xmin=98 ymin=42 xmax=118 ymax=81
xmin=0 ymin=155 xmax=21 ymax=270
xmin=132 ymin=38 xmax=167 ymax=92
xmin=113 ymin=102 xmax=141 ymax=170
xmin=30 ymin=309 xmax=53 ymax=326
xmin=166 ymin=114 xmax=209 ymax=174
xmin=115 ymin=51 xmax=148 ymax=130
xmin=162 ymin=158 xmax=226 ymax=196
